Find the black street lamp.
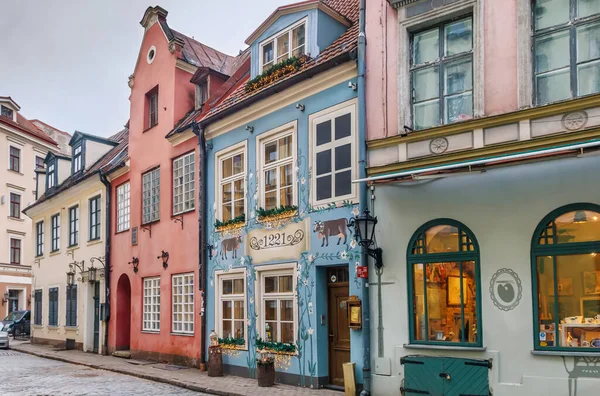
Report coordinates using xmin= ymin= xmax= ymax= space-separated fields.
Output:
xmin=88 ymin=267 xmax=97 ymax=284
xmin=348 ymin=209 xmax=383 ymax=269
xmin=66 ymin=270 xmax=75 ymax=287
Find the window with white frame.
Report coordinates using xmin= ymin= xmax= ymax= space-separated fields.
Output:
xmin=260 ymin=19 xmax=306 ymax=73
xmin=311 ymin=102 xmax=357 ymax=205
xmin=172 ymin=273 xmax=194 ymax=333
xmin=9 ymin=146 xmax=20 ymax=172
xmin=35 ymin=155 xmax=45 ymax=169
xmin=142 ymin=168 xmax=160 ymax=224
xmin=9 ymin=192 xmax=21 ymax=218
xmin=259 ymin=269 xmax=295 ymax=343
xmin=51 ymin=214 xmax=60 ymax=252
xmin=1 ymin=105 xmax=14 ymax=119
xmin=47 ymin=161 xmax=56 ymax=189
xmin=68 ymin=205 xmax=79 ymax=246
xmin=173 ymin=152 xmax=195 ymax=215
xmin=258 ymin=125 xmax=296 ymax=211
xmin=143 ymin=277 xmax=161 ymax=332
xmin=217 ymin=145 xmax=246 ymax=223
xmin=9 ymin=238 xmax=21 ymax=265
xmin=410 ymin=16 xmax=474 ymax=130
xmin=89 ymin=195 xmax=101 ymax=241
xmin=72 ymin=144 xmax=82 ymax=173
xmin=36 ymin=221 xmax=44 ymax=257
xmin=116 ymin=182 xmax=130 ymax=232
xmin=217 ymin=272 xmax=246 ymax=342
xmin=533 ymin=0 xmax=600 ymax=105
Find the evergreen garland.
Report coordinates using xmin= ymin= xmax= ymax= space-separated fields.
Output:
xmin=245 ymin=55 xmax=310 ymax=93
xmin=215 ymin=213 xmax=245 ymax=229
xmin=255 ymin=337 xmax=297 ymax=353
xmin=218 ymin=336 xmax=245 ymax=346
xmin=256 ymin=205 xmax=298 ymax=219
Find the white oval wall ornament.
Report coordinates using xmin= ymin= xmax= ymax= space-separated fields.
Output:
xmin=429 ymin=137 xmax=449 ymax=154
xmin=561 ymin=111 xmax=588 ymax=131
xmin=147 ymin=46 xmax=157 ymax=64
xmin=489 ymin=268 xmax=523 ymax=311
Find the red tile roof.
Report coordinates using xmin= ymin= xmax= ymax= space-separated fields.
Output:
xmin=172 ymin=30 xmax=237 ymax=76
xmin=30 ymin=119 xmax=72 ymax=137
xmin=0 ymin=112 xmax=58 ymax=146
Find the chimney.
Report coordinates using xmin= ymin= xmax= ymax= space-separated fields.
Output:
xmin=140 ymin=6 xmax=168 ymax=30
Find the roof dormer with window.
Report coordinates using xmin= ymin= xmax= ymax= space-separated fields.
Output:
xmin=68 ymin=131 xmax=119 ymax=175
xmin=0 ymin=96 xmax=19 ymax=123
xmin=43 ymin=152 xmax=70 ymax=191
xmin=245 ymin=1 xmax=350 ymax=79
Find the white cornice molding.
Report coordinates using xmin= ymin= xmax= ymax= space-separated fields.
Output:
xmin=167 ymin=129 xmax=195 ymax=146
xmin=205 ymin=61 xmax=357 ymax=139
xmin=1 ymin=125 xmax=58 ymax=151
xmin=175 ymin=59 xmax=198 ymax=74
xmin=106 ymin=165 xmax=130 ymax=182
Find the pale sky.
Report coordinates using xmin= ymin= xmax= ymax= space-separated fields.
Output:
xmin=0 ymin=0 xmax=290 ymax=137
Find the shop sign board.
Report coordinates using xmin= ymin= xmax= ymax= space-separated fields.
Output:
xmin=245 ymin=218 xmax=309 ymax=264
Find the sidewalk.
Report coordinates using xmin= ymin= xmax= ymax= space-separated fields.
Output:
xmin=12 ymin=342 xmax=341 ymax=396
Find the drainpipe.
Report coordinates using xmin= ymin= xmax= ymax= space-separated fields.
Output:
xmin=357 ymin=0 xmax=371 ymax=395
xmin=99 ymin=171 xmax=111 ymax=356
xmin=192 ymin=122 xmax=208 ymax=368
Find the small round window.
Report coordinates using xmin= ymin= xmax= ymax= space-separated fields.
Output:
xmin=147 ymin=46 xmax=156 ymax=64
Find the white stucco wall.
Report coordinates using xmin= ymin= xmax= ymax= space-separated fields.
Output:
xmin=84 ymin=140 xmax=113 ymax=170
xmin=370 ymin=154 xmax=600 ymax=396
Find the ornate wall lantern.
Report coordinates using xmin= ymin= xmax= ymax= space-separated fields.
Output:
xmin=128 ymin=257 xmax=139 ymax=273
xmin=66 ymin=270 xmax=76 ymax=287
xmin=1 ymin=292 xmax=8 ymax=306
xmin=88 ymin=266 xmax=97 ymax=284
xmin=158 ymin=250 xmax=169 ymax=269
xmin=348 ymin=209 xmax=383 ymax=270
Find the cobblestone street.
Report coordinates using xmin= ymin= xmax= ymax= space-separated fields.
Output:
xmin=0 ymin=350 xmax=205 ymax=395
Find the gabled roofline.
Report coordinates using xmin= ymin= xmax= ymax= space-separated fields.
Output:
xmin=0 ymin=116 xmax=58 ymax=146
xmin=44 ymin=151 xmax=71 ymax=162
xmin=69 ymin=131 xmax=119 ymax=147
xmin=245 ymin=0 xmax=350 ymax=45
xmin=0 ymin=96 xmax=21 ymax=110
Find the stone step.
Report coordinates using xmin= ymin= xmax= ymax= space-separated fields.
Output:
xmin=112 ymin=350 xmax=131 ymax=359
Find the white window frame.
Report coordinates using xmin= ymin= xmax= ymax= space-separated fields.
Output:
xmin=7 ymin=143 xmax=22 ymax=173
xmin=47 ymin=161 xmax=56 ymax=189
xmin=51 ymin=213 xmax=60 ymax=252
xmin=309 ymin=99 xmax=359 ymax=207
xmin=396 ymin=0 xmax=483 ymax=132
xmin=35 ymin=220 xmax=44 ymax=257
xmin=72 ymin=144 xmax=82 ymax=173
xmin=142 ymin=167 xmax=160 ymax=224
xmin=173 ymin=152 xmax=196 ymax=215
xmin=257 ymin=121 xmax=297 ymax=211
xmin=68 ymin=204 xmax=79 ymax=247
xmin=143 ymin=277 xmax=161 ymax=332
xmin=255 ymin=263 xmax=297 ymax=345
xmin=9 ymin=236 xmax=22 ymax=265
xmin=215 ymin=268 xmax=247 ymax=347
xmin=259 ymin=17 xmax=307 ymax=73
xmin=8 ymin=190 xmax=22 ymax=219
xmin=116 ymin=182 xmax=130 ymax=232
xmin=215 ymin=141 xmax=247 ymax=223
xmin=172 ymin=273 xmax=194 ymax=334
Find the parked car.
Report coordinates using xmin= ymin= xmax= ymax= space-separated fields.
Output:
xmin=1 ymin=310 xmax=30 ymax=337
xmin=0 ymin=330 xmax=9 ymax=349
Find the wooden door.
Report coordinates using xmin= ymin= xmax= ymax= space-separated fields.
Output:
xmin=328 ymin=267 xmax=350 ymax=387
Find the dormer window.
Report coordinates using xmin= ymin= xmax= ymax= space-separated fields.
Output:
xmin=146 ymin=86 xmax=159 ymax=129
xmin=47 ymin=161 xmax=56 ymax=189
xmin=1 ymin=105 xmax=13 ymax=119
xmin=72 ymin=144 xmax=83 ymax=173
xmin=198 ymin=80 xmax=208 ymax=107
xmin=260 ymin=20 xmax=306 ymax=73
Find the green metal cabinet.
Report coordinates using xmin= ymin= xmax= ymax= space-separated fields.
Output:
xmin=401 ymin=355 xmax=491 ymax=396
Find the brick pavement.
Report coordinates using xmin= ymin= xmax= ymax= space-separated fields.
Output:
xmin=12 ymin=342 xmax=341 ymax=396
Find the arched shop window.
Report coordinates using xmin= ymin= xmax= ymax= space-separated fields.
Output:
xmin=407 ymin=219 xmax=482 ymax=347
xmin=532 ymin=204 xmax=600 ymax=351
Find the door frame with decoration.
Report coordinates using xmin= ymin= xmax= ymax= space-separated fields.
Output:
xmin=327 ymin=266 xmax=351 ymax=388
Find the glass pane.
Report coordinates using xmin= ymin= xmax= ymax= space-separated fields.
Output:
xmin=222 ymin=204 xmax=232 ymax=222
xmin=265 ymin=191 xmax=277 ymax=210
xmin=445 ymin=92 xmax=473 ymax=124
xmin=223 ymin=280 xmax=233 ymax=295
xmin=413 ymin=66 xmax=439 ymax=102
xmin=555 ymin=210 xmax=600 ymax=243
xmin=335 ymin=113 xmax=352 ymax=140
xmin=280 ymin=187 xmax=293 ymax=207
xmin=316 ymin=150 xmax=331 ymax=176
xmin=277 ymin=32 xmax=290 ymax=62
xmin=462 ymin=261 xmax=477 ymax=343
xmin=412 ymin=28 xmax=439 ymax=65
xmin=335 ymin=144 xmax=352 ymax=170
xmin=316 ymin=120 xmax=331 ymax=146
xmin=579 ymin=0 xmax=600 ymax=17
xmin=279 ymin=136 xmax=292 ymax=159
xmin=233 ymin=278 xmax=244 ymax=294
xmin=265 ymin=142 xmax=278 ymax=164
xmin=335 ymin=170 xmax=352 ymax=197
xmin=535 ymin=30 xmax=570 ymax=73
xmin=234 ymin=199 xmax=244 ymax=218
xmin=316 ymin=175 xmax=332 ymax=201
xmin=263 ymin=41 xmax=274 ymax=64
xmin=222 ymin=157 xmax=232 ymax=178
xmin=265 ymin=321 xmax=277 ymax=342
xmin=578 ymin=60 xmax=600 ymax=96
xmin=234 ymin=320 xmax=245 ymax=339
xmin=445 ymin=58 xmax=472 ymax=95
xmin=556 ymin=254 xmax=600 ymax=348
xmin=445 ymin=18 xmax=473 ymax=56
xmin=222 ymin=300 xmax=232 ymax=319
xmin=412 ymin=264 xmax=426 ymax=341
xmin=536 ymin=68 xmax=571 ymax=104
xmin=279 ymin=276 xmax=293 ymax=292
xmin=281 ymin=322 xmax=294 ymax=343
xmin=232 ymin=154 xmax=244 ymax=175
xmin=264 ymin=276 xmax=277 ymax=293
xmin=265 ymin=300 xmax=277 ymax=320
xmin=535 ymin=0 xmax=570 ymax=31
xmin=280 ymin=300 xmax=294 ymax=321
xmin=223 ymin=320 xmax=232 ymax=338
xmin=222 ymin=183 xmax=232 ymax=204
xmin=264 ymin=169 xmax=277 ymax=191
xmin=280 ymin=164 xmax=292 ymax=187
xmin=577 ymin=22 xmax=600 ymax=64
xmin=413 ymin=100 xmax=440 ymax=130
xmin=425 ymin=263 xmax=454 ymax=342
xmin=234 ymin=179 xmax=244 ymax=200
xmin=292 ymin=24 xmax=305 ymax=51
xmin=425 ymin=225 xmax=459 ymax=253
xmin=234 ymin=300 xmax=244 ymax=319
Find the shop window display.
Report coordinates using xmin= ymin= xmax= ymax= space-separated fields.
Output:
xmin=533 ymin=206 xmax=600 ymax=350
xmin=408 ymin=220 xmax=481 ymax=346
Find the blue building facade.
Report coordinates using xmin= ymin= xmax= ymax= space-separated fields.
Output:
xmin=200 ymin=2 xmax=365 ymax=388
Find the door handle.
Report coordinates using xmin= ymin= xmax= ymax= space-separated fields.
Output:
xmin=439 ymin=373 xmax=450 ymax=380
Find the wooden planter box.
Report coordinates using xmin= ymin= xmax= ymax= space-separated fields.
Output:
xmin=257 ymin=360 xmax=275 ymax=387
